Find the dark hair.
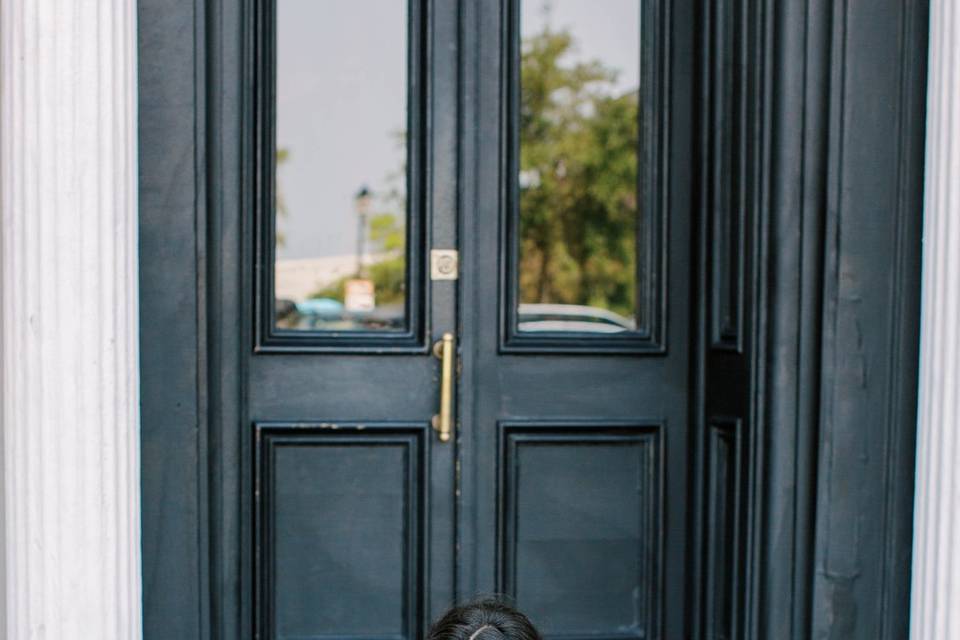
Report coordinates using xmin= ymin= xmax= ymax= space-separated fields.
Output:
xmin=426 ymin=599 xmax=542 ymax=640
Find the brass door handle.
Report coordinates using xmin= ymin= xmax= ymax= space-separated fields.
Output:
xmin=431 ymin=332 xmax=455 ymax=442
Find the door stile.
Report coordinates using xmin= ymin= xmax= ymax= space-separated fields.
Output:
xmin=426 ymin=0 xmax=461 ymax=624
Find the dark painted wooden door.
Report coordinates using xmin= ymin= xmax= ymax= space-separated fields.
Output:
xmin=139 ymin=1 xmax=929 ymax=638
xmin=247 ymin=2 xmax=694 ymax=638
xmin=250 ymin=1 xmax=692 ymax=638
xmin=140 ymin=0 xmax=693 ymax=638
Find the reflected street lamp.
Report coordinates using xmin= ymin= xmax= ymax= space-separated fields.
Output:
xmin=354 ymin=185 xmax=372 ymax=278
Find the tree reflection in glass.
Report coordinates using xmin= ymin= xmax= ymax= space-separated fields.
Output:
xmin=517 ymin=0 xmax=641 ymax=334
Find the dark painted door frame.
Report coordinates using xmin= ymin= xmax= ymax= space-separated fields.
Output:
xmin=138 ymin=0 xmax=928 ymax=638
xmin=694 ymin=1 xmax=927 ymax=637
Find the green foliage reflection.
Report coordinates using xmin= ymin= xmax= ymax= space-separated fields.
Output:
xmin=519 ymin=23 xmax=639 ymax=319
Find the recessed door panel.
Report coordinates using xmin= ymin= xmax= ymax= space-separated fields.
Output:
xmin=255 ymin=424 xmax=426 ymax=640
xmin=500 ymin=425 xmax=661 ymax=639
xmin=702 ymin=418 xmax=743 ymax=640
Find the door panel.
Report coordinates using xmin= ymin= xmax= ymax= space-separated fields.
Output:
xmin=500 ymin=424 xmax=661 ymax=638
xmin=248 ymin=356 xmax=436 ymax=418
xmin=255 ymin=424 xmax=426 ymax=639
xmin=701 ymin=417 xmax=745 ymax=638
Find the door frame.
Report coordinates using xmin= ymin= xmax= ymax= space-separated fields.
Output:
xmin=137 ymin=0 xmax=928 ymax=638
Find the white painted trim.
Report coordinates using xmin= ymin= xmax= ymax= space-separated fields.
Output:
xmin=910 ymin=0 xmax=960 ymax=638
xmin=0 ymin=2 xmax=142 ymax=638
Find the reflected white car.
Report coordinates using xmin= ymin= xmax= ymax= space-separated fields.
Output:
xmin=517 ymin=303 xmax=636 ymax=333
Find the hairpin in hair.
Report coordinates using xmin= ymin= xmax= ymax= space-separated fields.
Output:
xmin=468 ymin=625 xmax=494 ymax=640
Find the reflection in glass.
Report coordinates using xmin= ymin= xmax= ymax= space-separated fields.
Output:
xmin=517 ymin=0 xmax=640 ymax=334
xmin=274 ymin=0 xmax=408 ymax=332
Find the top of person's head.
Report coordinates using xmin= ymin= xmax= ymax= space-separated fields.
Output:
xmin=426 ymin=599 xmax=542 ymax=640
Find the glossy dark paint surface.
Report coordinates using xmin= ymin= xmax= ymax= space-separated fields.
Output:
xmin=138 ymin=1 xmax=927 ymax=638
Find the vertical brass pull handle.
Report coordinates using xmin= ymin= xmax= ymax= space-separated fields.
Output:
xmin=431 ymin=332 xmax=455 ymax=442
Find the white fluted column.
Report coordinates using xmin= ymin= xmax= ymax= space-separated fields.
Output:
xmin=1 ymin=2 xmax=142 ymax=638
xmin=910 ymin=1 xmax=960 ymax=638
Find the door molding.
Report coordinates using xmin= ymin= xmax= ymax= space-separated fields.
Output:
xmin=690 ymin=1 xmax=928 ymax=639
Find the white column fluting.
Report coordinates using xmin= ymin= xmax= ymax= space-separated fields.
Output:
xmin=0 ymin=1 xmax=142 ymax=638
xmin=910 ymin=0 xmax=960 ymax=638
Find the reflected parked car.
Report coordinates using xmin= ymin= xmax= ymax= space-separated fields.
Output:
xmin=296 ymin=297 xmax=345 ymax=318
xmin=286 ymin=297 xmax=348 ymax=329
xmin=276 ymin=297 xmax=406 ymax=331
xmin=517 ymin=303 xmax=635 ymax=333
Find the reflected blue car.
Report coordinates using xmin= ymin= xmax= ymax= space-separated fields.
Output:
xmin=295 ymin=298 xmax=345 ymax=317
xmin=293 ymin=298 xmax=347 ymax=329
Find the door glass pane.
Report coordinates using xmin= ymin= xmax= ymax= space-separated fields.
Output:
xmin=517 ymin=0 xmax=641 ymax=335
xmin=274 ymin=0 xmax=408 ymax=332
